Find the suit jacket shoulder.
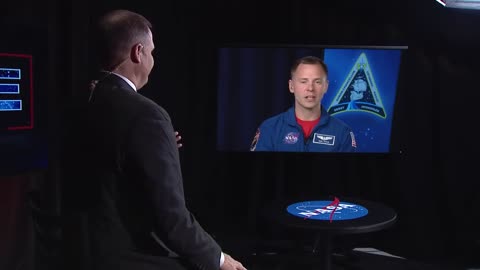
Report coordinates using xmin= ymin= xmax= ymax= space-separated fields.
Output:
xmin=62 ymin=74 xmax=222 ymax=270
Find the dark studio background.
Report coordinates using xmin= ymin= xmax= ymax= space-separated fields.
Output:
xmin=1 ymin=0 xmax=480 ymax=269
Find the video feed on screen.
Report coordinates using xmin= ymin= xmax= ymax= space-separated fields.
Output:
xmin=216 ymin=45 xmax=406 ymax=153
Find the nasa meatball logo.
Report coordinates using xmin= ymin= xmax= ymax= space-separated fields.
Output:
xmin=283 ymin=132 xmax=299 ymax=144
xmin=287 ymin=200 xmax=368 ymax=221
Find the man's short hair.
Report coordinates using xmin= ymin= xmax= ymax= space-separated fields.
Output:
xmin=290 ymin=56 xmax=328 ymax=78
xmin=95 ymin=9 xmax=152 ymax=70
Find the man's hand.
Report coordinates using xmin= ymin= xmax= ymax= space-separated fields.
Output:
xmin=220 ymin=253 xmax=247 ymax=270
xmin=175 ymin=131 xmax=182 ymax=148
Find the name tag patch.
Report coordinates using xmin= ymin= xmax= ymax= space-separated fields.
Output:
xmin=313 ymin=133 xmax=335 ymax=146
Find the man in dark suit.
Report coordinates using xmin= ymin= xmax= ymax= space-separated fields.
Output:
xmin=61 ymin=9 xmax=246 ymax=270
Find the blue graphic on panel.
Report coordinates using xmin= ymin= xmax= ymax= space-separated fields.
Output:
xmin=0 ymin=100 xmax=22 ymax=111
xmin=286 ymin=200 xmax=368 ymax=221
xmin=0 ymin=68 xmax=21 ymax=79
xmin=0 ymin=53 xmax=33 ymax=130
xmin=322 ymin=49 xmax=402 ymax=152
xmin=327 ymin=53 xmax=385 ymax=118
xmin=0 ymin=83 xmax=20 ymax=94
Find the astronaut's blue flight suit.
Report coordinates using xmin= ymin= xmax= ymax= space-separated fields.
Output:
xmin=250 ymin=106 xmax=356 ymax=152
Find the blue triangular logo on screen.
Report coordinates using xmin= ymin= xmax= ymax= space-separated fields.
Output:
xmin=327 ymin=53 xmax=386 ymax=118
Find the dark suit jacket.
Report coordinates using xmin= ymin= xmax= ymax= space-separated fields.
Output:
xmin=61 ymin=72 xmax=221 ymax=270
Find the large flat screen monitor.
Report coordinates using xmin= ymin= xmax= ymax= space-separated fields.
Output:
xmin=216 ymin=44 xmax=407 ymax=153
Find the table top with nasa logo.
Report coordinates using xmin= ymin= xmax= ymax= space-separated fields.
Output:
xmin=270 ymin=197 xmax=397 ymax=235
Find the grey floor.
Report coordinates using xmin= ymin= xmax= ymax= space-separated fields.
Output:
xmin=241 ymin=250 xmax=469 ymax=270
xmin=215 ymin=233 xmax=479 ymax=270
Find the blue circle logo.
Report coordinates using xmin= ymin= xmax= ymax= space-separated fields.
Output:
xmin=286 ymin=200 xmax=368 ymax=221
xmin=283 ymin=132 xmax=300 ymax=144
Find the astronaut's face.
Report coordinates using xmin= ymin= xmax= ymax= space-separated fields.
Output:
xmin=289 ymin=63 xmax=328 ymax=111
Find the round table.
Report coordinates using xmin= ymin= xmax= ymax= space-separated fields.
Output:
xmin=265 ymin=197 xmax=397 ymax=270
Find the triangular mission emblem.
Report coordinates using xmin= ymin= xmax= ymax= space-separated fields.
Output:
xmin=327 ymin=52 xmax=386 ymax=118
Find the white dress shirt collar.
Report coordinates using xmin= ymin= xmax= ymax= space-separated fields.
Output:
xmin=111 ymin=71 xmax=137 ymax=92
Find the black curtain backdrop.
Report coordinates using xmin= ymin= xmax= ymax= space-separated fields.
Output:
xmin=1 ymin=0 xmax=480 ymax=269
xmin=0 ymin=174 xmax=35 ymax=270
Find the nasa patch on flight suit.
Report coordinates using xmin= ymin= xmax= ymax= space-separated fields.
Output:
xmin=282 ymin=132 xmax=299 ymax=145
xmin=312 ymin=133 xmax=335 ymax=146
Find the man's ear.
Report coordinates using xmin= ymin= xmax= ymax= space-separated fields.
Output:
xmin=131 ymin=43 xmax=143 ymax=64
